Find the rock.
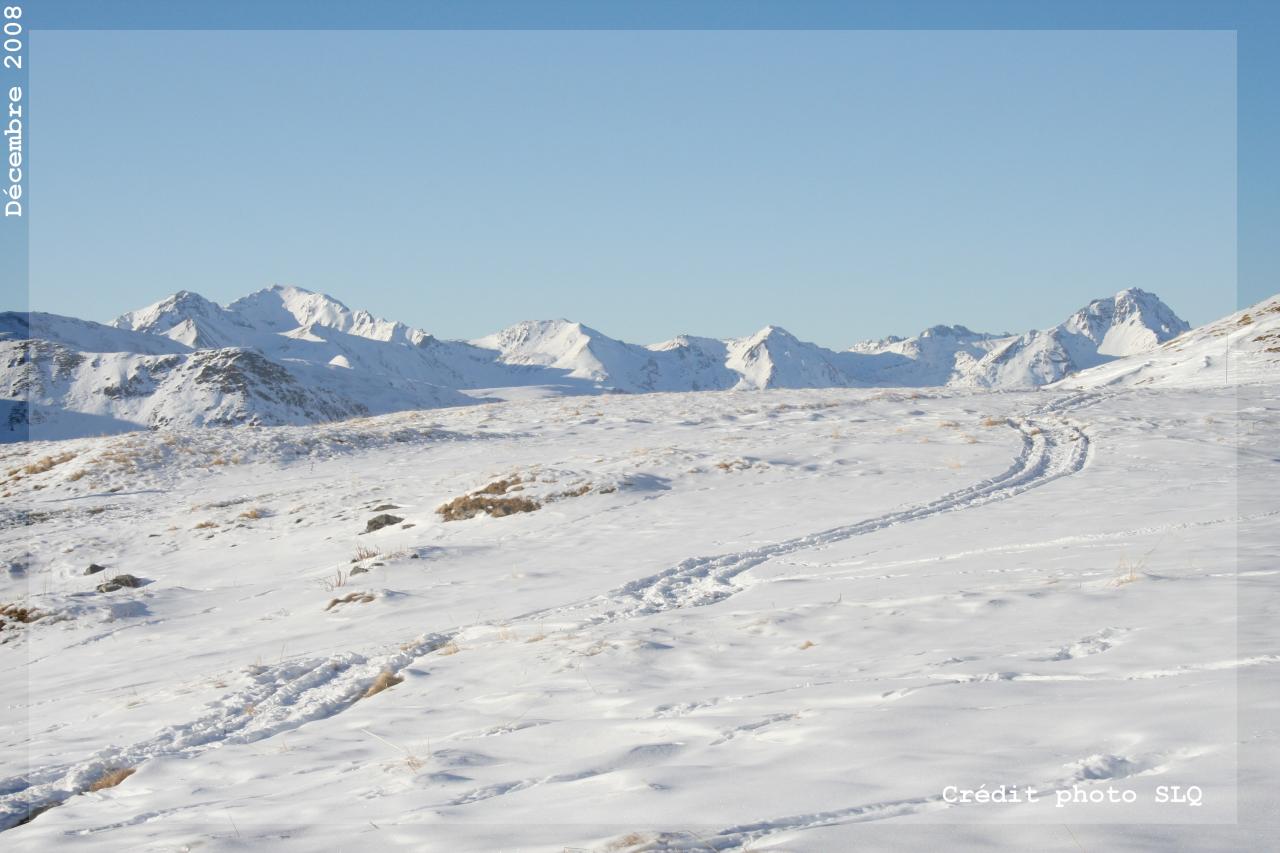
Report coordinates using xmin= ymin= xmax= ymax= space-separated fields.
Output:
xmin=97 ymin=574 xmax=143 ymax=592
xmin=372 ymin=503 xmax=399 ymax=512
xmin=363 ymin=514 xmax=403 ymax=533
xmin=84 ymin=563 xmax=107 ymax=575
xmin=350 ymin=566 xmax=369 ymax=576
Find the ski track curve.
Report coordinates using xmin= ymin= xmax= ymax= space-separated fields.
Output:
xmin=0 ymin=392 xmax=1101 ymax=832
xmin=593 ymin=394 xmax=1093 ymax=619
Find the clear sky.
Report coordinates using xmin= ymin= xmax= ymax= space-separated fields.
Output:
xmin=28 ymin=27 xmax=1237 ymax=348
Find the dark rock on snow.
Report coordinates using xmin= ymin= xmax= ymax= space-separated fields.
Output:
xmin=363 ymin=514 xmax=403 ymax=533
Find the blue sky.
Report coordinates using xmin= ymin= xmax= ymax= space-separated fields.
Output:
xmin=19 ymin=17 xmax=1246 ymax=347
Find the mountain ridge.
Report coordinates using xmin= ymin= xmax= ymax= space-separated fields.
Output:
xmin=2 ymin=285 xmax=1224 ymax=441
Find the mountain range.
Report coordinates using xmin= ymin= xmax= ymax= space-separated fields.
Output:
xmin=3 ymin=284 xmax=1267 ymax=441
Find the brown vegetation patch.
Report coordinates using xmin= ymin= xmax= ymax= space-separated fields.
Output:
xmin=325 ymin=591 xmax=375 ymax=611
xmin=87 ymin=767 xmax=135 ymax=792
xmin=0 ymin=602 xmax=42 ymax=624
xmin=551 ymin=483 xmax=592 ymax=500
xmin=475 ymin=477 xmax=522 ymax=495
xmin=24 ymin=451 xmax=77 ymax=476
xmin=363 ymin=670 xmax=403 ymax=697
xmin=437 ymin=493 xmax=540 ymax=522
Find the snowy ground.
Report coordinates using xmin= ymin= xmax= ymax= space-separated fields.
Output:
xmin=2 ymin=385 xmax=1276 ymax=851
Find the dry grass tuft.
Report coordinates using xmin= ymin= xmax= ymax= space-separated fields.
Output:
xmin=1111 ymin=553 xmax=1150 ymax=587
xmin=87 ymin=767 xmax=135 ymax=792
xmin=322 ymin=569 xmax=350 ymax=592
xmin=437 ymin=641 xmax=461 ymax=656
xmin=363 ymin=670 xmax=404 ymax=698
xmin=1 ymin=603 xmax=42 ymax=623
xmin=437 ymin=493 xmax=540 ymax=522
xmin=193 ymin=520 xmax=218 ymax=530
xmin=325 ymin=591 xmax=375 ymax=611
xmin=238 ymin=507 xmax=267 ymax=520
xmin=552 ymin=483 xmax=592 ymax=500
xmin=981 ymin=416 xmax=1004 ymax=428
xmin=937 ymin=420 xmax=960 ymax=429
xmin=475 ymin=477 xmax=522 ymax=495
xmin=24 ymin=452 xmax=77 ymax=475
xmin=352 ymin=544 xmax=380 ymax=563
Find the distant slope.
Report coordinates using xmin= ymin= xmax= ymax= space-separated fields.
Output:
xmin=1052 ymin=295 xmax=1280 ymax=389
xmin=845 ymin=324 xmax=1010 ymax=387
xmin=1 ymin=311 xmax=190 ymax=355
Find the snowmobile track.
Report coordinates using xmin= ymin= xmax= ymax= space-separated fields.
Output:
xmin=0 ymin=394 xmax=1098 ymax=832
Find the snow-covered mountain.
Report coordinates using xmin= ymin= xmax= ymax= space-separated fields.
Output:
xmin=725 ymin=326 xmax=852 ymax=390
xmin=1 ymin=285 xmax=1211 ymax=441
xmin=846 ymin=324 xmax=1010 ymax=387
xmin=846 ymin=289 xmax=1191 ymax=389
xmin=955 ymin=289 xmax=1192 ymax=389
xmin=1052 ymin=294 xmax=1280 ymax=389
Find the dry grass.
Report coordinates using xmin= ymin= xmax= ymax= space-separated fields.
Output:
xmin=475 ymin=476 xmax=522 ymax=495
xmin=552 ymin=483 xmax=592 ymax=500
xmin=238 ymin=507 xmax=267 ymax=520
xmin=981 ymin=416 xmax=1004 ymax=428
xmin=363 ymin=670 xmax=403 ymax=698
xmin=937 ymin=420 xmax=960 ymax=429
xmin=325 ymin=591 xmax=375 ymax=611
xmin=0 ymin=603 xmax=42 ymax=623
xmin=87 ymin=767 xmax=135 ymax=792
xmin=23 ymin=451 xmax=76 ymax=475
xmin=0 ymin=602 xmax=43 ymax=638
xmin=322 ymin=569 xmax=350 ymax=592
xmin=437 ymin=641 xmax=461 ymax=656
xmin=193 ymin=520 xmax=218 ymax=530
xmin=436 ymin=493 xmax=540 ymax=522
xmin=799 ymin=640 xmax=816 ymax=650
xmin=605 ymin=833 xmax=653 ymax=851
xmin=352 ymin=544 xmax=380 ymax=563
xmin=1111 ymin=554 xmax=1149 ymax=587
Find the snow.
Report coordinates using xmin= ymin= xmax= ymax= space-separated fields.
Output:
xmin=2 ymin=371 xmax=1275 ymax=849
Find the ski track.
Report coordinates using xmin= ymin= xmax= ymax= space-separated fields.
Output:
xmin=0 ymin=392 xmax=1101 ymax=832
xmin=640 ymin=749 xmax=1174 ymax=851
